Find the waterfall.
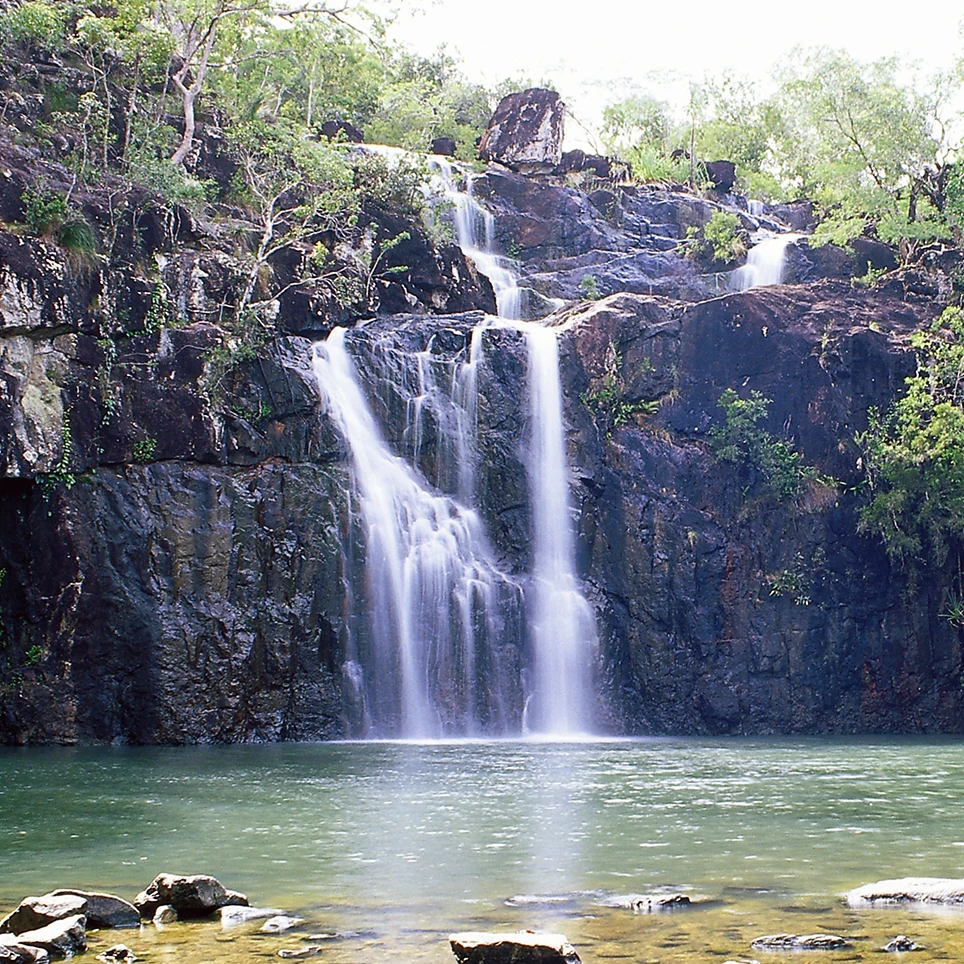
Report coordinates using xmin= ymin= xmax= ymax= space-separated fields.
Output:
xmin=520 ymin=323 xmax=598 ymax=735
xmin=429 ymin=158 xmax=524 ymax=320
xmin=732 ymin=232 xmax=799 ymax=290
xmin=433 ymin=157 xmax=598 ymax=735
xmin=313 ymin=328 xmax=521 ymax=738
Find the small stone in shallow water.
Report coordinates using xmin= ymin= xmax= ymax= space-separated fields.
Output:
xmin=751 ymin=934 xmax=851 ymax=951
xmin=220 ymin=907 xmax=286 ymax=928
xmin=883 ymin=936 xmax=922 ymax=953
xmin=152 ymin=906 xmax=177 ymax=925
xmin=261 ymin=917 xmax=305 ymax=935
xmin=278 ymin=947 xmax=323 ymax=959
xmin=96 ymin=944 xmax=138 ymax=963
xmin=450 ymin=932 xmax=580 ymax=964
xmin=0 ymin=940 xmax=50 ymax=964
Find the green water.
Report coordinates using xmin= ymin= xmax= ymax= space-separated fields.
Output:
xmin=3 ymin=738 xmax=964 ymax=964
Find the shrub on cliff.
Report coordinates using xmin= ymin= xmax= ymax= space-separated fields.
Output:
xmin=860 ymin=306 xmax=964 ymax=565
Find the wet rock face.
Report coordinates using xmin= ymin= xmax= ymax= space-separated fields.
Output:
xmin=479 ymin=89 xmax=565 ymax=174
xmin=560 ymin=286 xmax=964 ymax=734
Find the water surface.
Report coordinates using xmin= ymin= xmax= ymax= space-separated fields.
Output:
xmin=3 ymin=738 xmax=964 ymax=964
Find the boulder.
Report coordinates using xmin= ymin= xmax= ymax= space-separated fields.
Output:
xmin=450 ymin=932 xmax=580 ymax=964
xmin=853 ymin=237 xmax=898 ymax=275
xmin=134 ymin=874 xmax=248 ymax=919
xmin=12 ymin=916 xmax=86 ymax=958
xmin=846 ymin=877 xmax=964 ymax=906
xmin=96 ymin=945 xmax=138 ymax=964
xmin=49 ymin=892 xmax=139 ymax=930
xmin=629 ymin=894 xmax=692 ymax=912
xmin=261 ymin=917 xmax=305 ymax=935
xmin=220 ymin=906 xmax=287 ymax=928
xmin=751 ymin=935 xmax=850 ymax=951
xmin=478 ymin=89 xmax=565 ymax=174
xmin=432 ymin=137 xmax=457 ymax=157
xmin=883 ymin=936 xmax=921 ymax=953
xmin=0 ymin=897 xmax=87 ymax=935
xmin=705 ymin=160 xmax=737 ymax=193
xmin=0 ymin=940 xmax=49 ymax=964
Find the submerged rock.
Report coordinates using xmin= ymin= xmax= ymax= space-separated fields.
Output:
xmin=220 ymin=906 xmax=287 ymax=927
xmin=261 ymin=916 xmax=305 ymax=935
xmin=450 ymin=932 xmax=580 ymax=964
xmin=10 ymin=916 xmax=86 ymax=958
xmin=48 ymin=892 xmax=139 ymax=930
xmin=135 ymin=874 xmax=248 ymax=919
xmin=882 ymin=936 xmax=922 ymax=952
xmin=846 ymin=877 xmax=964 ymax=906
xmin=96 ymin=945 xmax=138 ymax=964
xmin=751 ymin=934 xmax=850 ymax=951
xmin=278 ymin=947 xmax=323 ymax=959
xmin=0 ymin=897 xmax=87 ymax=936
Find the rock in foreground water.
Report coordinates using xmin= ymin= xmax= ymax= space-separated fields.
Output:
xmin=846 ymin=877 xmax=964 ymax=906
xmin=261 ymin=916 xmax=305 ymax=934
xmin=49 ymin=892 xmax=139 ymax=930
xmin=220 ymin=906 xmax=287 ymax=927
xmin=96 ymin=945 xmax=138 ymax=963
xmin=751 ymin=934 xmax=850 ymax=950
xmin=8 ymin=916 xmax=87 ymax=958
xmin=0 ymin=939 xmax=49 ymax=964
xmin=0 ymin=897 xmax=87 ymax=936
xmin=450 ymin=932 xmax=580 ymax=964
xmin=882 ymin=936 xmax=922 ymax=952
xmin=135 ymin=874 xmax=248 ymax=919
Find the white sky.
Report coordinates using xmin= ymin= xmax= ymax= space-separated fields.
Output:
xmin=390 ymin=0 xmax=964 ymax=148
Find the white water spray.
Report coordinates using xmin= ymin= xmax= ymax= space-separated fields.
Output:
xmin=313 ymin=328 xmax=518 ymax=737
xmin=732 ymin=232 xmax=799 ymax=290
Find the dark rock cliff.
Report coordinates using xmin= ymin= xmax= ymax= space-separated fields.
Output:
xmin=0 ymin=135 xmax=961 ymax=742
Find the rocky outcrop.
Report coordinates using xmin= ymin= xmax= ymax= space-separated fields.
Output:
xmin=450 ymin=932 xmax=581 ymax=964
xmin=478 ymin=89 xmax=565 ymax=174
xmin=134 ymin=874 xmax=247 ymax=920
xmin=7 ymin=917 xmax=86 ymax=958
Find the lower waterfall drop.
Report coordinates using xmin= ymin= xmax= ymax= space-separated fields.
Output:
xmin=313 ymin=327 xmax=521 ymax=738
xmin=521 ymin=322 xmax=599 ymax=736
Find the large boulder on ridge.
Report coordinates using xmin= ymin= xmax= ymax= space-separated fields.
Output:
xmin=134 ymin=874 xmax=248 ymax=919
xmin=479 ymin=89 xmax=565 ymax=173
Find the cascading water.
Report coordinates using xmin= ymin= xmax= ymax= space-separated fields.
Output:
xmin=520 ymin=323 xmax=598 ymax=734
xmin=313 ymin=327 xmax=521 ymax=737
xmin=432 ymin=158 xmax=599 ymax=735
xmin=732 ymin=232 xmax=800 ymax=290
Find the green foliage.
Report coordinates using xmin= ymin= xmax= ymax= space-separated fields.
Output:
xmin=711 ymin=388 xmax=816 ymax=499
xmin=859 ymin=306 xmax=964 ymax=564
xmin=23 ymin=644 xmax=42 ymax=667
xmin=132 ymin=437 xmax=157 ymax=463
xmin=767 ymin=561 xmax=811 ymax=606
xmin=38 ymin=411 xmax=77 ymax=500
xmin=701 ymin=211 xmax=747 ymax=263
xmin=0 ymin=0 xmax=67 ymax=49
xmin=581 ymin=340 xmax=660 ymax=436
xmin=579 ymin=275 xmax=601 ymax=300
xmin=23 ymin=190 xmax=68 ymax=236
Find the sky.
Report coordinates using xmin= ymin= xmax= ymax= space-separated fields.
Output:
xmin=390 ymin=0 xmax=964 ymax=148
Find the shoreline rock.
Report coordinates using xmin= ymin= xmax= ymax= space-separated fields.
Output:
xmin=450 ymin=932 xmax=581 ymax=964
xmin=134 ymin=874 xmax=248 ymax=920
xmin=846 ymin=877 xmax=964 ymax=906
